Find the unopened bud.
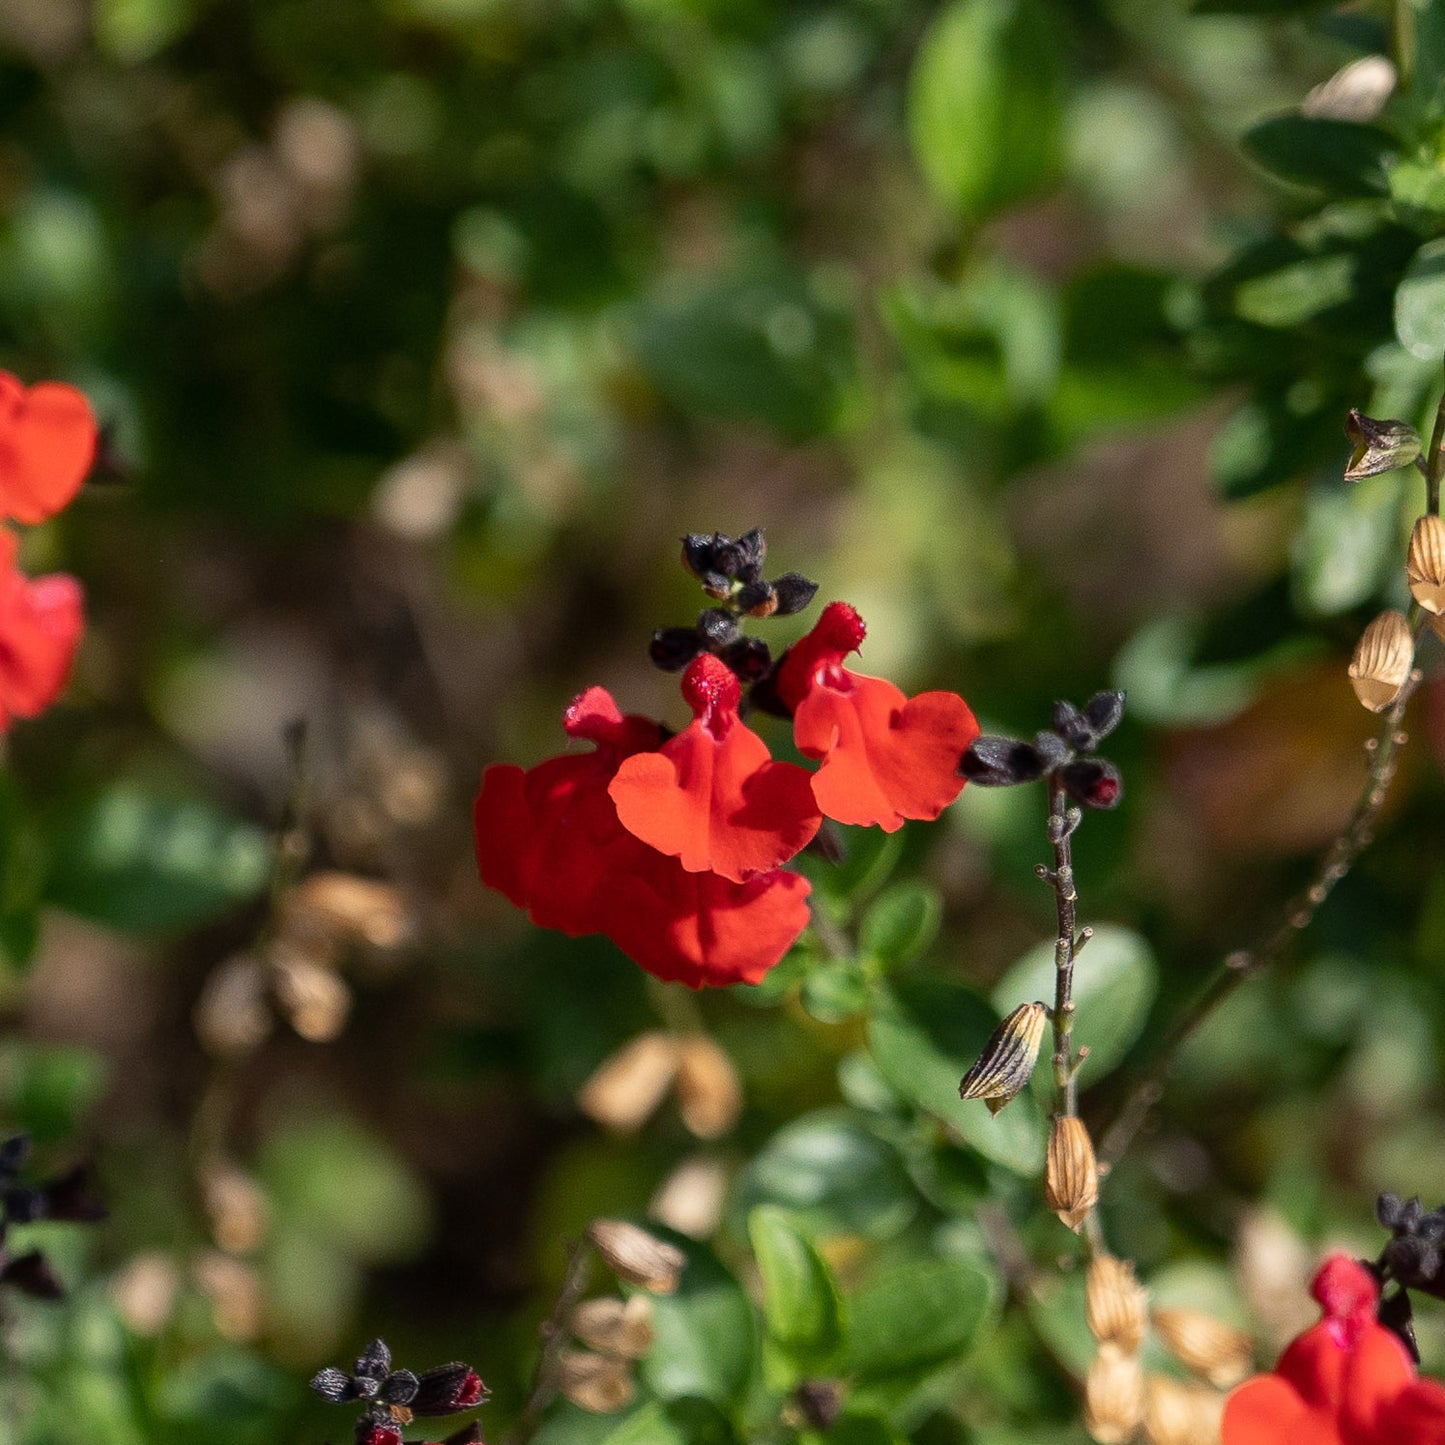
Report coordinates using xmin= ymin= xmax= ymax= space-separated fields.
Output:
xmin=1348 ymin=609 xmax=1414 ymax=712
xmin=697 ymin=608 xmax=741 ymax=648
xmin=674 ymin=1036 xmax=742 ymax=1139
xmin=1141 ymin=1373 xmax=1224 ymax=1445
xmin=1151 ymin=1307 xmax=1253 ymax=1388
xmin=1044 ymin=1115 xmax=1100 ymax=1232
xmin=557 ymin=1351 xmax=634 ymax=1414
xmin=1087 ymin=1254 xmax=1149 ymax=1354
xmin=410 ymin=1362 xmax=488 ymax=1414
xmin=570 ymin=1294 xmax=655 ymax=1359
xmin=1344 ymin=410 xmax=1421 ymax=481
xmin=650 ymin=627 xmax=704 ymax=672
xmin=588 ymin=1220 xmax=686 ymax=1294
xmin=771 ymin=573 xmax=819 ymax=616
xmin=737 ymin=581 xmax=778 ymax=618
xmin=792 ymin=1379 xmax=844 ymax=1430
xmin=958 ymin=1002 xmax=1048 ymax=1115
xmin=1084 ymin=1342 xmax=1144 ymax=1445
xmin=719 ymin=636 xmax=772 ymax=682
xmin=1407 ymin=514 xmax=1445 ymax=614
xmin=960 ymin=735 xmax=1048 ymax=787
xmin=577 ymin=1032 xmax=680 ymax=1134
xmin=1060 ymin=758 xmax=1123 ymax=810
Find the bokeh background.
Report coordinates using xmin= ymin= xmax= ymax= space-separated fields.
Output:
xmin=1 ymin=0 xmax=1444 ymax=1440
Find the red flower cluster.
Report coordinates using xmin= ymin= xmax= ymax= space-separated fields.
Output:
xmin=475 ymin=602 xmax=978 ymax=987
xmin=0 ymin=373 xmax=92 ymax=729
xmin=1223 ymin=1255 xmax=1445 ymax=1445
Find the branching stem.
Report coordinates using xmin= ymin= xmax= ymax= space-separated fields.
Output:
xmin=508 ymin=1237 xmax=594 ymax=1445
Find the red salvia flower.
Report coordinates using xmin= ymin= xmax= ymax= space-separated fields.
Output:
xmin=1223 ymin=1254 xmax=1445 ymax=1445
xmin=0 ymin=373 xmax=97 ymax=525
xmin=609 ymin=654 xmax=820 ymax=882
xmin=0 ymin=530 xmax=83 ymax=731
xmin=775 ymin=601 xmax=980 ymax=832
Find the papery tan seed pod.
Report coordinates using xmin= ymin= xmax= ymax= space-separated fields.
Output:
xmin=193 ymin=1251 xmax=263 ymax=1341
xmin=194 ymin=955 xmax=273 ymax=1058
xmin=1044 ymin=1116 xmax=1100 ymax=1232
xmin=958 ymin=1001 xmax=1049 ymax=1115
xmin=1141 ymin=1373 xmax=1224 ymax=1445
xmin=650 ymin=1154 xmax=729 ymax=1240
xmin=1087 ymin=1254 xmax=1149 ymax=1353
xmin=200 ymin=1162 xmax=271 ymax=1256
xmin=1408 ymin=514 xmax=1445 ymax=614
xmin=577 ymin=1032 xmax=681 ymax=1133
xmin=1084 ymin=1342 xmax=1145 ymax=1445
xmin=674 ymin=1036 xmax=743 ymax=1139
xmin=272 ymin=955 xmax=352 ymax=1042
xmin=571 ymin=1294 xmax=655 ymax=1359
xmin=110 ymin=1252 xmax=181 ymax=1337
xmin=557 ymin=1351 xmax=635 ymax=1414
xmin=1151 ymin=1306 xmax=1254 ymax=1389
xmin=1348 ymin=609 xmax=1414 ymax=712
xmin=588 ymin=1220 xmax=686 ymax=1294
xmin=285 ymin=871 xmax=411 ymax=948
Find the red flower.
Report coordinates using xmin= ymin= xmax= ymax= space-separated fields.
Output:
xmin=1223 ymin=1255 xmax=1445 ymax=1445
xmin=0 ymin=374 xmax=97 ymax=525
xmin=609 ymin=654 xmax=820 ymax=882
xmin=474 ymin=683 xmax=813 ymax=987
xmin=776 ymin=601 xmax=980 ymax=831
xmin=0 ymin=531 xmax=83 ymax=731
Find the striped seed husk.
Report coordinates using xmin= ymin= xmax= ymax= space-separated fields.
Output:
xmin=1087 ymin=1254 xmax=1149 ymax=1354
xmin=1151 ymin=1306 xmax=1253 ymax=1389
xmin=1044 ymin=1115 xmax=1100 ymax=1232
xmin=1084 ymin=1342 xmax=1145 ymax=1445
xmin=1408 ymin=514 xmax=1445 ymax=614
xmin=958 ymin=1001 xmax=1048 ymax=1115
xmin=1348 ymin=609 xmax=1414 ymax=712
xmin=1141 ymin=1373 xmax=1224 ymax=1445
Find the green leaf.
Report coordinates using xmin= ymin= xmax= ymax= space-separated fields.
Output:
xmin=838 ymin=1256 xmax=996 ymax=1380
xmin=749 ymin=1206 xmax=844 ymax=1365
xmin=1243 ymin=117 xmax=1396 ymax=197
xmin=44 ymin=781 xmax=271 ymax=933
xmin=642 ymin=1235 xmax=757 ymax=1408
xmin=813 ymin=824 xmax=904 ymax=903
xmin=801 ymin=1416 xmax=908 ymax=1445
xmin=991 ymin=924 xmax=1157 ymax=1085
xmin=907 ymin=0 xmax=1061 ymax=221
xmin=1396 ymin=238 xmax=1445 ymax=360
xmin=859 ymin=883 xmax=943 ymax=967
xmin=868 ymin=979 xmax=1045 ymax=1174
xmin=599 ymin=1400 xmax=738 ymax=1445
xmin=737 ymin=1110 xmax=917 ymax=1240
xmin=801 ymin=960 xmax=872 ymax=1023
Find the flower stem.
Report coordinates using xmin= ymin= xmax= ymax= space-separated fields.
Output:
xmin=507 ymin=1237 xmax=594 ymax=1445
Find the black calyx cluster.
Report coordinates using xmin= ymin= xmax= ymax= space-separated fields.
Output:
xmin=1371 ymin=1192 xmax=1445 ymax=1360
xmin=0 ymin=1133 xmax=106 ymax=1301
xmin=311 ymin=1338 xmax=488 ymax=1445
xmin=960 ymin=692 xmax=1125 ymax=810
xmin=651 ymin=529 xmax=819 ymax=683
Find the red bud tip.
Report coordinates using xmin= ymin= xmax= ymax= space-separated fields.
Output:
xmin=681 ymin=653 xmax=741 ymax=717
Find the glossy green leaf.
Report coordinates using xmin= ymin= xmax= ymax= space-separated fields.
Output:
xmin=859 ymin=883 xmax=943 ymax=967
xmin=868 ymin=978 xmax=1045 ymax=1174
xmin=838 ymin=1256 xmax=997 ymax=1380
xmin=748 ymin=1206 xmax=844 ymax=1363
xmin=991 ymin=923 xmax=1157 ymax=1084
xmin=1243 ymin=117 xmax=1396 ymax=197
xmin=907 ymin=0 xmax=1061 ymax=220
xmin=737 ymin=1110 xmax=917 ymax=1239
xmin=1396 ymin=238 xmax=1445 ymax=360
xmin=44 ymin=781 xmax=271 ymax=933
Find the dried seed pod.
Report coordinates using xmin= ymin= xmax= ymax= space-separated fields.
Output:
xmin=194 ymin=955 xmax=273 ymax=1058
xmin=674 ymin=1036 xmax=742 ymax=1139
xmin=557 ymin=1351 xmax=634 ymax=1414
xmin=1044 ymin=1116 xmax=1100 ymax=1232
xmin=588 ymin=1220 xmax=686 ymax=1294
xmin=571 ymin=1294 xmax=655 ymax=1359
xmin=1141 ymin=1373 xmax=1224 ymax=1445
xmin=193 ymin=1251 xmax=263 ymax=1341
xmin=200 ymin=1162 xmax=271 ymax=1256
xmin=1151 ymin=1306 xmax=1253 ymax=1389
xmin=285 ymin=871 xmax=411 ymax=949
xmin=272 ymin=955 xmax=352 ymax=1042
xmin=577 ymin=1032 xmax=680 ymax=1134
xmin=1348 ymin=609 xmax=1414 ymax=712
xmin=1408 ymin=514 xmax=1445 ymax=614
xmin=1087 ymin=1254 xmax=1149 ymax=1354
xmin=958 ymin=1002 xmax=1048 ymax=1114
xmin=1343 ymin=411 xmax=1421 ymax=481
xmin=649 ymin=1154 xmax=728 ymax=1240
xmin=1084 ymin=1342 xmax=1145 ymax=1445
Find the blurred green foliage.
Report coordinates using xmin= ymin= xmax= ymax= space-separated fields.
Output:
xmin=2 ymin=0 xmax=1445 ymax=1440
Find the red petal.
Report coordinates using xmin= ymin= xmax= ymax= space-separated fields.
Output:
xmin=793 ymin=674 xmax=978 ymax=831
xmin=473 ymin=764 xmax=534 ymax=910
xmin=1312 ymin=1256 xmax=1380 ymax=1343
xmin=1378 ymin=1379 xmax=1445 ymax=1445
xmin=1337 ymin=1324 xmax=1417 ymax=1444
xmin=0 ymin=534 xmax=83 ymax=728
xmin=1276 ymin=1323 xmax=1351 ymax=1414
xmin=776 ymin=600 xmax=867 ymax=713
xmin=0 ymin=375 xmax=96 ymax=525
xmin=1222 ymin=1375 xmax=1341 ymax=1445
xmin=600 ymin=860 xmax=811 ymax=988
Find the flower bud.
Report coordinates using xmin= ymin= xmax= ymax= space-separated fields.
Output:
xmin=1407 ymin=514 xmax=1445 ymax=614
xmin=356 ymin=1424 xmax=402 ymax=1445
xmin=410 ymin=1362 xmax=488 ymax=1414
xmin=1084 ymin=690 xmax=1126 ymax=739
xmin=577 ymin=1032 xmax=680 ymax=1134
xmin=958 ymin=1002 xmax=1048 ymax=1115
xmin=737 ymin=581 xmax=778 ymax=617
xmin=771 ymin=572 xmax=819 ymax=616
xmin=719 ymin=636 xmax=772 ymax=681
xmin=1151 ymin=1306 xmax=1253 ymax=1388
xmin=792 ymin=1379 xmax=844 ymax=1430
xmin=696 ymin=608 xmax=741 ymax=648
xmin=1348 ymin=609 xmax=1414 ymax=712
xmin=1141 ymin=1373 xmax=1223 ymax=1445
xmin=557 ymin=1351 xmax=634 ymax=1413
xmin=960 ymin=735 xmax=1047 ymax=787
xmin=1059 ymin=758 xmax=1123 ymax=810
xmin=1087 ymin=1254 xmax=1149 ymax=1354
xmin=1084 ymin=1342 xmax=1144 ymax=1445
xmin=1044 ymin=1116 xmax=1100 ymax=1232
xmin=571 ymin=1294 xmax=655 ymax=1359
xmin=1051 ymin=699 xmax=1097 ymax=752
xmin=1344 ymin=410 xmax=1421 ymax=481
xmin=674 ymin=1036 xmax=743 ymax=1139
xmin=650 ymin=627 xmax=704 ymax=672
xmin=588 ymin=1220 xmax=686 ymax=1294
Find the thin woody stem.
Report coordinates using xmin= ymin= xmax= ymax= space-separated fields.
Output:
xmin=508 ymin=1236 xmax=594 ymax=1445
xmin=1426 ymin=367 xmax=1445 ymax=517
xmin=1099 ymin=641 xmax=1424 ymax=1173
